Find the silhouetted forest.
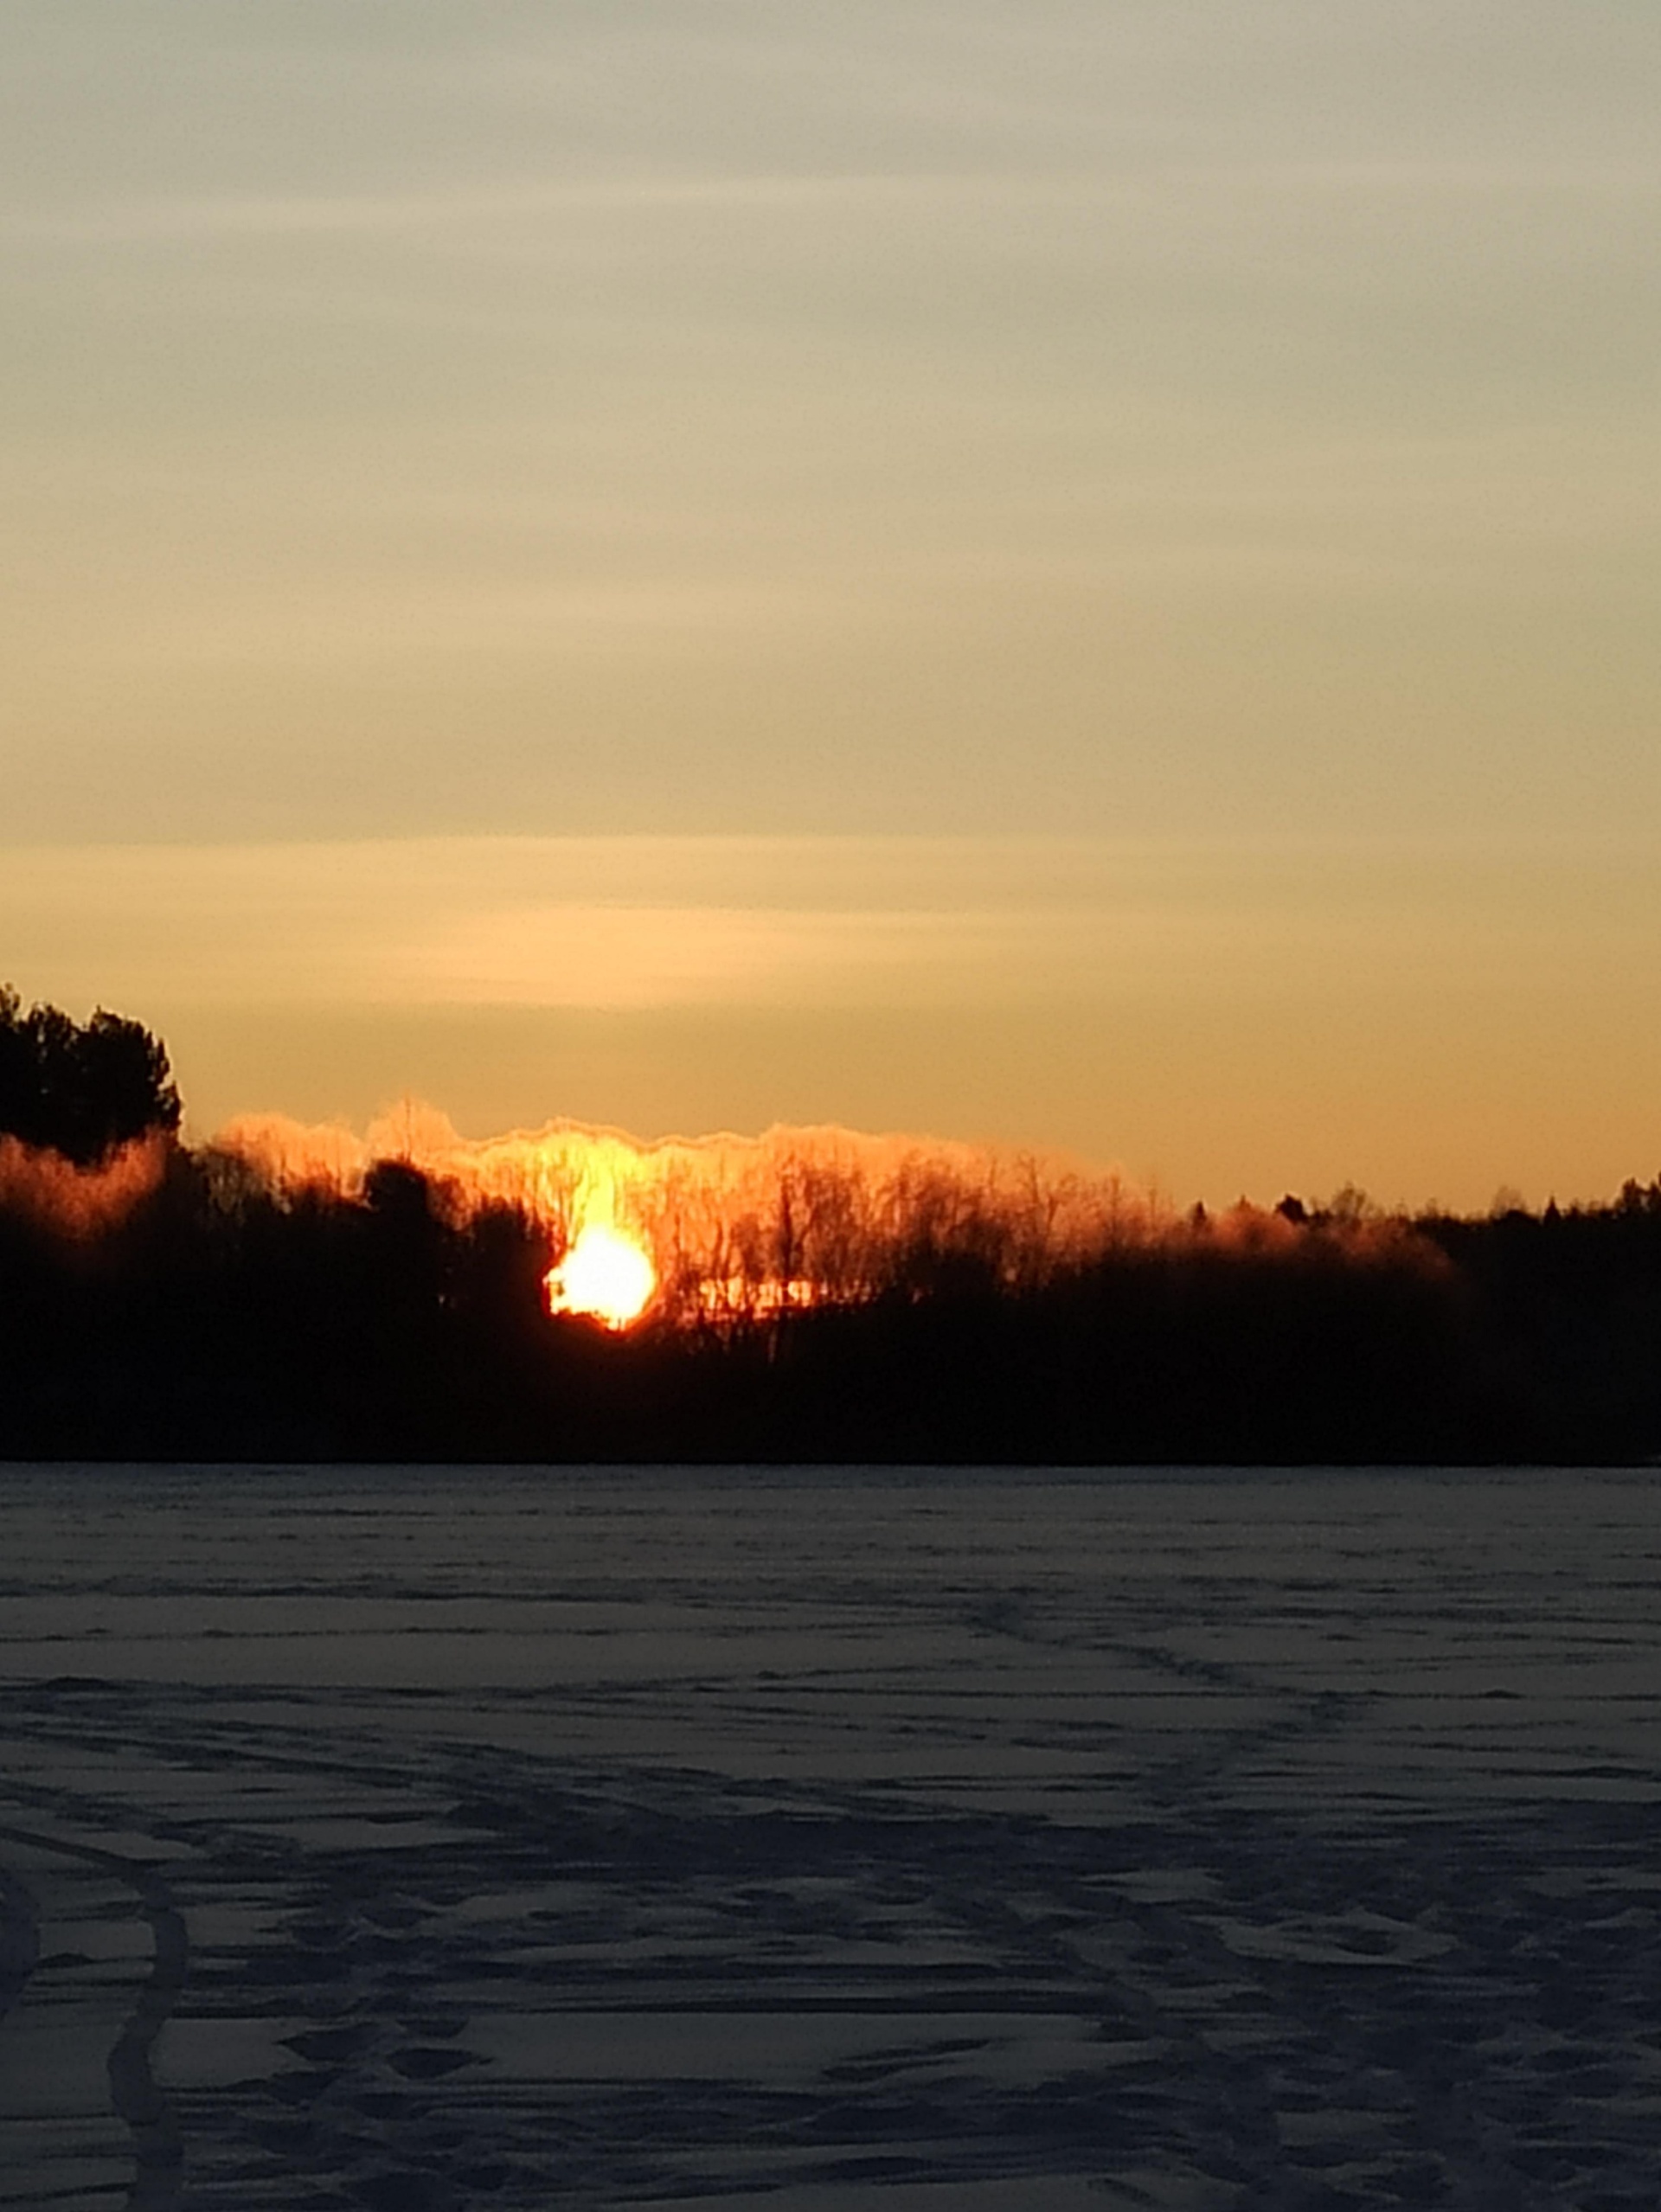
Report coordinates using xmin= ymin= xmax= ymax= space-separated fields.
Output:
xmin=0 ymin=984 xmax=180 ymax=1166
xmin=3 ymin=991 xmax=1660 ymax=1464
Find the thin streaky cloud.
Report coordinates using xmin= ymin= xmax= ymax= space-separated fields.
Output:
xmin=9 ymin=173 xmax=1074 ymax=245
xmin=3 ymin=834 xmax=1656 ymax=1017
xmin=14 ymin=157 xmax=1654 ymax=247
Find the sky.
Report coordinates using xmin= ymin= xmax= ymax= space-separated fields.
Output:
xmin=3 ymin=3 xmax=1658 ymax=1208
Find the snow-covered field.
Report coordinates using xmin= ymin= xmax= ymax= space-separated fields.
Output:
xmin=1 ymin=1464 xmax=1658 ymax=2209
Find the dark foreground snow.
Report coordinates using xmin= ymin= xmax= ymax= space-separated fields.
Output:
xmin=1 ymin=1464 xmax=1658 ymax=2209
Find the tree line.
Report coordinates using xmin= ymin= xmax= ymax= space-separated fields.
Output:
xmin=0 ymin=984 xmax=180 ymax=1167
xmin=2 ymin=989 xmax=1659 ymax=1464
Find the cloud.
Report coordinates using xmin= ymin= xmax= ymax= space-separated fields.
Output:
xmin=3 ymin=833 xmax=1655 ymax=1039
xmin=395 ymin=901 xmax=1078 ymax=1010
xmin=0 ymin=837 xmax=1100 ymax=1016
xmin=19 ymin=154 xmax=1653 ymax=250
xmin=9 ymin=170 xmax=1102 ymax=247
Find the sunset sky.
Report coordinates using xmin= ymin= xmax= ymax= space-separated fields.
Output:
xmin=4 ymin=3 xmax=1657 ymax=1209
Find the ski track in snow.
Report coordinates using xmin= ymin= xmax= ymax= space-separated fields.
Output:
xmin=0 ymin=1463 xmax=1659 ymax=2209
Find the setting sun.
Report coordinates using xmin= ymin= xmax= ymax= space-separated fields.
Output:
xmin=545 ymin=1222 xmax=657 ymax=1330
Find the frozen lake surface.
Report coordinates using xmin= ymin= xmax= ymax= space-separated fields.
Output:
xmin=1 ymin=1464 xmax=1659 ymax=2210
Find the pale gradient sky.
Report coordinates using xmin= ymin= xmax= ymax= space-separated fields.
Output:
xmin=3 ymin=5 xmax=1658 ymax=1204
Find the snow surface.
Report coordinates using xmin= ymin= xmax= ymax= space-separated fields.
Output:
xmin=1 ymin=1464 xmax=1659 ymax=2209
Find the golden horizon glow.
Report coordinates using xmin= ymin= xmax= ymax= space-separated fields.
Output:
xmin=9 ymin=831 xmax=1661 ymax=1214
xmin=6 ymin=9 xmax=1657 ymax=1215
xmin=545 ymin=1221 xmax=657 ymax=1330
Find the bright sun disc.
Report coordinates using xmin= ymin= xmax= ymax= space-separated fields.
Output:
xmin=546 ymin=1223 xmax=657 ymax=1330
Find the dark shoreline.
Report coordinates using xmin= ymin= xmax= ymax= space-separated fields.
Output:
xmin=7 ymin=1151 xmax=1661 ymax=1467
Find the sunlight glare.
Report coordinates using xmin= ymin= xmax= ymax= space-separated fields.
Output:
xmin=546 ymin=1222 xmax=657 ymax=1330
